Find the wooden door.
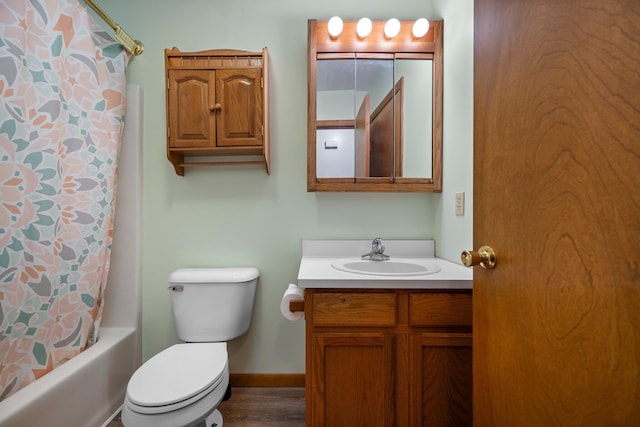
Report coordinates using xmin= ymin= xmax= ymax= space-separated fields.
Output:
xmin=368 ymin=78 xmax=404 ymax=179
xmin=474 ymin=0 xmax=640 ymax=425
xmin=369 ymin=87 xmax=394 ymax=177
xmin=355 ymin=94 xmax=371 ymax=178
xmin=167 ymin=69 xmax=216 ymax=148
xmin=215 ymin=69 xmax=263 ymax=147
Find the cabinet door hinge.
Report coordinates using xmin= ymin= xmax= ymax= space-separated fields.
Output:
xmin=261 ymin=125 xmax=264 ymax=136
xmin=167 ymin=78 xmax=170 ymax=90
xmin=261 ymin=77 xmax=263 ymax=89
xmin=167 ymin=127 xmax=170 ymax=138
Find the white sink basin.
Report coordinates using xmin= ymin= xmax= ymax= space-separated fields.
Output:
xmin=331 ymin=258 xmax=441 ymax=276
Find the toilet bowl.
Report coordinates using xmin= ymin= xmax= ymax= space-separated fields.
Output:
xmin=122 ymin=343 xmax=228 ymax=427
xmin=122 ymin=268 xmax=259 ymax=427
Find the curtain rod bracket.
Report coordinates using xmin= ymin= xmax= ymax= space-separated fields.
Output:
xmin=84 ymin=0 xmax=144 ymax=56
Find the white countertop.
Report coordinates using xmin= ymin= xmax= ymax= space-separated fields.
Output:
xmin=297 ymin=240 xmax=473 ymax=290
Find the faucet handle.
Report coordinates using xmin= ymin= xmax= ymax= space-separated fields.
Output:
xmin=372 ymin=237 xmax=386 ymax=257
xmin=362 ymin=237 xmax=389 ymax=260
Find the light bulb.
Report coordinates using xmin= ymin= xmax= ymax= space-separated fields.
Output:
xmin=384 ymin=18 xmax=401 ymax=38
xmin=328 ymin=16 xmax=343 ymax=38
xmin=412 ymin=18 xmax=430 ymax=38
xmin=356 ymin=17 xmax=372 ymax=38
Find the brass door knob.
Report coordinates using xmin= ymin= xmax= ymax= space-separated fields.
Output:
xmin=461 ymin=246 xmax=496 ymax=269
xmin=209 ymin=103 xmax=222 ymax=112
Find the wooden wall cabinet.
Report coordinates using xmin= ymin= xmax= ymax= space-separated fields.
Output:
xmin=165 ymin=48 xmax=270 ymax=176
xmin=305 ymin=289 xmax=472 ymax=427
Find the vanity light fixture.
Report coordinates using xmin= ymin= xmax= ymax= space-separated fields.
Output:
xmin=327 ymin=17 xmax=431 ymax=40
xmin=327 ymin=16 xmax=343 ymax=38
xmin=356 ymin=17 xmax=372 ymax=38
xmin=384 ymin=18 xmax=401 ymax=38
xmin=412 ymin=18 xmax=430 ymax=38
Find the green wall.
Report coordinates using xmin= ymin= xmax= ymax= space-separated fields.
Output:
xmin=104 ymin=0 xmax=473 ymax=374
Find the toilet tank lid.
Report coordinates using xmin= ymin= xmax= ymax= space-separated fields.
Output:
xmin=169 ymin=267 xmax=260 ymax=284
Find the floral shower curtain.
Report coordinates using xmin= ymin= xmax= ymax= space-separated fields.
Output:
xmin=0 ymin=0 xmax=129 ymax=401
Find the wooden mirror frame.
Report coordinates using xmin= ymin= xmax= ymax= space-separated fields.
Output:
xmin=307 ymin=19 xmax=443 ymax=192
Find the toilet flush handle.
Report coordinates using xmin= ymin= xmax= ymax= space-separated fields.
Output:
xmin=168 ymin=284 xmax=184 ymax=292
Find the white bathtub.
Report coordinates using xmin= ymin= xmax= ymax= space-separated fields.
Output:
xmin=0 ymin=328 xmax=137 ymax=427
xmin=0 ymin=86 xmax=143 ymax=427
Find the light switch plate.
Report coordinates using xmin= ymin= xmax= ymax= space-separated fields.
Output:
xmin=455 ymin=192 xmax=465 ymax=216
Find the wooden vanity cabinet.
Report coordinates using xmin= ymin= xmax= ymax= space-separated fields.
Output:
xmin=305 ymin=289 xmax=472 ymax=427
xmin=165 ymin=48 xmax=269 ymax=176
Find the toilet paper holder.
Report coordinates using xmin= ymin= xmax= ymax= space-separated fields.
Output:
xmin=289 ymin=300 xmax=305 ymax=313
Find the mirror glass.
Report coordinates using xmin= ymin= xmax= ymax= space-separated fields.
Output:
xmin=396 ymin=59 xmax=433 ymax=178
xmin=308 ymin=19 xmax=442 ymax=192
xmin=316 ymin=59 xmax=355 ymax=178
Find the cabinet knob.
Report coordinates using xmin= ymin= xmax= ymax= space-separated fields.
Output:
xmin=209 ymin=103 xmax=222 ymax=112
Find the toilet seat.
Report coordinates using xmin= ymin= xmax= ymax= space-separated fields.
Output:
xmin=126 ymin=343 xmax=228 ymax=414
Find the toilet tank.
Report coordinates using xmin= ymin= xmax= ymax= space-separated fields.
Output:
xmin=168 ymin=267 xmax=259 ymax=342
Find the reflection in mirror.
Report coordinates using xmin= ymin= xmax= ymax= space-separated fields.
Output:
xmin=358 ymin=57 xmax=394 ymax=179
xmin=316 ymin=59 xmax=356 ymax=178
xmin=308 ymin=19 xmax=443 ymax=192
xmin=317 ymin=59 xmax=355 ymax=122
xmin=396 ymin=59 xmax=433 ymax=178
xmin=316 ymin=58 xmax=397 ymax=179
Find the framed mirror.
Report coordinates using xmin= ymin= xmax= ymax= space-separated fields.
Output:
xmin=308 ymin=19 xmax=443 ymax=192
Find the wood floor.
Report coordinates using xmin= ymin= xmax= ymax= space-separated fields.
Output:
xmin=107 ymin=387 xmax=305 ymax=427
xmin=218 ymin=387 xmax=305 ymax=426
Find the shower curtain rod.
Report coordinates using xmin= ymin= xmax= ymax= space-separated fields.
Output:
xmin=83 ymin=0 xmax=144 ymax=55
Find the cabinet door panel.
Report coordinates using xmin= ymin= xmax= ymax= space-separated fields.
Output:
xmin=310 ymin=333 xmax=394 ymax=427
xmin=216 ymin=69 xmax=263 ymax=147
xmin=169 ymin=69 xmax=216 ymax=148
xmin=412 ymin=333 xmax=472 ymax=427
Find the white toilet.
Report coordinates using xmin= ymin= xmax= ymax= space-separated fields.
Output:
xmin=122 ymin=267 xmax=259 ymax=427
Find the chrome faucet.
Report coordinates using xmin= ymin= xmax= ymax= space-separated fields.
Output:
xmin=361 ymin=237 xmax=390 ymax=261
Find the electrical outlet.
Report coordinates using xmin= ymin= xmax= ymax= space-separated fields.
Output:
xmin=455 ymin=192 xmax=465 ymax=216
